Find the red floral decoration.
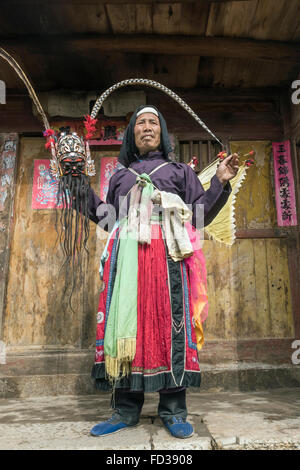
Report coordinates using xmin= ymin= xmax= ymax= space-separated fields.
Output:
xmin=243 ymin=150 xmax=255 ymax=157
xmin=217 ymin=151 xmax=228 ymax=160
xmin=245 ymin=158 xmax=255 ymax=167
xmin=187 ymin=156 xmax=199 ymax=169
xmin=243 ymin=150 xmax=255 ymax=166
xmin=45 ymin=138 xmax=55 ymax=150
xmin=43 ymin=129 xmax=55 ymax=137
xmin=43 ymin=129 xmax=56 ymax=151
xmin=84 ymin=115 xmax=98 ymax=140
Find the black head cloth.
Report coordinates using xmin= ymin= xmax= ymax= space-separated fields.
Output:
xmin=118 ymin=105 xmax=173 ymax=168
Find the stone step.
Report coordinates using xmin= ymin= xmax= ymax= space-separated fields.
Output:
xmin=1 ymin=361 xmax=299 ymax=398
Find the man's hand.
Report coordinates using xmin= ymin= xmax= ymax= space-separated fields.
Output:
xmin=216 ymin=153 xmax=239 ymax=185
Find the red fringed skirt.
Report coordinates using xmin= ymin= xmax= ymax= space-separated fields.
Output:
xmin=91 ymin=224 xmax=201 ymax=392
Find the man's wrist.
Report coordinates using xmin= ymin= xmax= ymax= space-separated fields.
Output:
xmin=216 ymin=175 xmax=228 ymax=187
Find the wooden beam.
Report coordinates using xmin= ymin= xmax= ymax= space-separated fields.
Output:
xmin=0 ymin=91 xmax=284 ymax=140
xmin=2 ymin=34 xmax=300 ymax=64
xmin=0 ymin=0 xmax=256 ymax=4
xmin=235 ymin=229 xmax=294 ymax=239
xmin=5 ymin=87 xmax=282 ymax=102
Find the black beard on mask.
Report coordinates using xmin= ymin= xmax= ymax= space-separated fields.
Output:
xmin=55 ymin=172 xmax=90 ymax=310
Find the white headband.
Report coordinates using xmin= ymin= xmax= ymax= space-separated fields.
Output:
xmin=136 ymin=107 xmax=158 ymax=117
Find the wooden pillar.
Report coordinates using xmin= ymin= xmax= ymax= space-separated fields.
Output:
xmin=289 ymin=138 xmax=300 ymax=339
xmin=0 ymin=133 xmax=18 ymax=339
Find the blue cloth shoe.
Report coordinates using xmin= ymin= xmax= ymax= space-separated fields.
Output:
xmin=90 ymin=414 xmax=137 ymax=437
xmin=162 ymin=417 xmax=194 ymax=439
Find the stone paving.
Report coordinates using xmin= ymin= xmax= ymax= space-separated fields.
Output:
xmin=0 ymin=388 xmax=299 ymax=450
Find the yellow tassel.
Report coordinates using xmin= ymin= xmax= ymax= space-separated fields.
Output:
xmin=117 ymin=337 xmax=136 ymax=360
xmin=105 ymin=355 xmax=121 ymax=379
xmin=105 ymin=338 xmax=136 ymax=380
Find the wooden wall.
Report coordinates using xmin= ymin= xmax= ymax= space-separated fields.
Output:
xmin=202 ymin=141 xmax=294 ymax=343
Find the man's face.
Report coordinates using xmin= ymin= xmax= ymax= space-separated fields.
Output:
xmin=134 ymin=112 xmax=161 ymax=155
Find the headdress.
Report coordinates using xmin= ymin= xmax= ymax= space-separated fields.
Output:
xmin=118 ymin=104 xmax=173 ymax=168
xmin=136 ymin=106 xmax=158 ymax=117
xmin=43 ymin=117 xmax=96 ymax=179
xmin=47 ymin=122 xmax=96 ymax=179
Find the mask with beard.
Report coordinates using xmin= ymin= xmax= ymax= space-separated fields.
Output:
xmin=50 ymin=126 xmax=96 ymax=308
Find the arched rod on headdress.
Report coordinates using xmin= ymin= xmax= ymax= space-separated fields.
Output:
xmin=0 ymin=47 xmax=50 ymax=130
xmin=91 ymin=78 xmax=223 ymax=147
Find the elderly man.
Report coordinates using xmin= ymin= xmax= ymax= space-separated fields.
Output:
xmin=87 ymin=105 xmax=238 ymax=438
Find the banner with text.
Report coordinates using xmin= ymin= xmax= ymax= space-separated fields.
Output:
xmin=272 ymin=140 xmax=297 ymax=226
